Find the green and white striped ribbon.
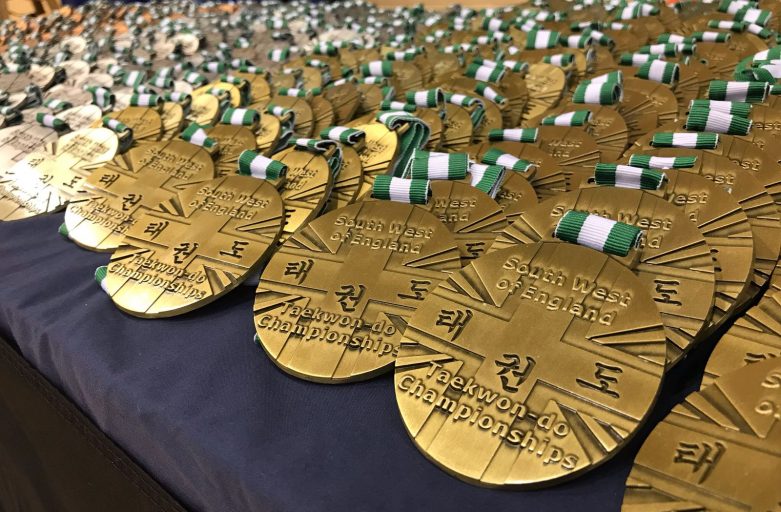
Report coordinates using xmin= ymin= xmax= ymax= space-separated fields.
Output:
xmin=525 ymin=29 xmax=560 ymax=49
xmin=618 ymin=53 xmax=663 ymax=66
xmin=405 ymin=89 xmax=444 ymax=109
xmin=313 ymin=42 xmax=338 ymax=56
xmin=319 ymin=126 xmax=365 ymax=145
xmin=572 ymin=82 xmax=621 ymax=105
xmin=293 ymin=138 xmax=343 ymax=176
xmin=617 ymin=3 xmax=659 ymax=19
xmin=581 ymin=70 xmax=623 ymax=85
xmin=385 ymin=51 xmax=416 ymax=61
xmin=101 ymin=116 xmax=131 ymax=134
xmin=718 ymin=0 xmax=752 ymax=15
xmin=481 ymin=148 xmax=535 ymax=173
xmin=541 ymin=110 xmax=591 ymax=126
xmin=121 ymin=70 xmax=145 ymax=88
xmin=594 ymin=163 xmax=666 ymax=190
xmin=554 ymin=210 xmax=643 ymax=257
xmin=380 ymin=100 xmax=416 ymax=112
xmin=685 ymin=107 xmax=752 ymax=135
xmin=35 ymin=112 xmax=67 ymax=130
xmin=465 ymin=63 xmax=505 ymax=83
xmin=691 ymin=31 xmax=731 ymax=42
xmin=277 ymin=87 xmax=308 ymax=98
xmin=628 ymin=154 xmax=697 ymax=169
xmin=407 ymin=150 xmax=470 ymax=180
xmin=583 ymin=29 xmax=613 ymax=47
xmin=359 ymin=76 xmax=389 ymax=86
xmin=635 ymin=60 xmax=679 ymax=86
xmin=657 ymin=33 xmax=694 ymax=44
xmin=95 ymin=266 xmax=109 ymax=294
xmin=361 ymin=60 xmax=393 ymax=77
xmin=372 ymin=176 xmax=430 ymax=204
xmin=468 ymin=163 xmax=505 ymax=198
xmin=708 ymin=19 xmax=745 ymax=32
xmin=708 ymin=80 xmax=768 ymax=103
xmin=163 ymin=91 xmax=191 ymax=105
xmin=43 ymin=98 xmax=72 ymax=113
xmin=734 ymin=7 xmax=771 ymax=27
xmin=220 ymin=108 xmax=260 ymax=126
xmin=474 ymin=82 xmax=507 ymax=106
xmin=488 ymin=128 xmax=538 ymax=142
xmin=746 ymin=23 xmax=771 ymax=38
xmin=220 ymin=74 xmax=246 ymax=87
xmin=564 ymin=33 xmax=593 ymax=48
xmin=375 ymin=111 xmax=431 ymax=177
xmin=239 ymin=65 xmax=267 ymax=75
xmin=650 ymin=132 xmax=719 ymax=149
xmin=689 ymin=99 xmax=751 ymax=118
xmin=444 ymin=92 xmax=481 ymax=108
xmin=639 ymin=43 xmax=678 ymax=57
xmin=237 ymin=150 xmax=287 ymax=180
xmin=502 ymin=60 xmax=529 ymax=73
xmin=149 ymin=75 xmax=173 ymax=89
xmin=202 ymin=61 xmax=226 ymax=74
xmin=129 ymin=93 xmax=162 ymax=107
xmin=268 ymin=48 xmax=289 ymax=62
xmin=543 ymin=53 xmax=575 ymax=67
xmin=180 ymin=122 xmax=217 ymax=149
xmin=84 ymin=85 xmax=115 ymax=110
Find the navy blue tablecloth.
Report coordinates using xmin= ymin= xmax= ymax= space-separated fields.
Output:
xmin=0 ymin=212 xmax=710 ymax=512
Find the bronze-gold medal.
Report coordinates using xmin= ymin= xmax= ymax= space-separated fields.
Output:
xmin=97 ymin=106 xmax=163 ymax=143
xmin=254 ymin=199 xmax=461 ymax=382
xmin=522 ymin=63 xmax=567 ymax=122
xmin=103 ymin=175 xmax=284 ymax=317
xmin=318 ymin=126 xmax=366 ymax=213
xmin=323 ymin=82 xmax=361 ymax=125
xmin=491 ymin=187 xmax=717 ymax=366
xmin=64 ymin=139 xmax=216 ymax=251
xmin=0 ymin=128 xmax=119 ymax=220
xmin=623 ymin=356 xmax=781 ymax=511
xmin=0 ymin=122 xmax=59 ymax=171
xmin=395 ymin=241 xmax=666 ymax=487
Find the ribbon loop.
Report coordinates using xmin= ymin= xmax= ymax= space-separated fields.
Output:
xmin=650 ymin=132 xmax=719 ymax=149
xmin=468 ymin=163 xmax=505 ymax=198
xmin=593 ymin=163 xmax=666 ymax=190
xmin=481 ymin=148 xmax=535 ymax=173
xmin=488 ymin=128 xmax=538 ymax=142
xmin=554 ymin=210 xmax=643 ymax=257
xmin=628 ymin=154 xmax=697 ymax=169
xmin=372 ymin=176 xmax=431 ymax=204
xmin=237 ymin=150 xmax=287 ymax=180
xmin=180 ymin=122 xmax=218 ymax=149
xmin=407 ymin=150 xmax=470 ymax=180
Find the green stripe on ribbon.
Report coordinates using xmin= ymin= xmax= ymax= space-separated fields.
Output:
xmin=372 ymin=176 xmax=431 ymax=204
xmin=708 ymin=80 xmax=769 ymax=103
xmin=554 ymin=210 xmax=643 ymax=257
xmin=319 ymin=126 xmax=365 ymax=145
xmin=650 ymin=132 xmax=719 ymax=149
xmin=689 ymin=99 xmax=751 ymax=118
xmin=220 ymin=108 xmax=260 ymax=126
xmin=572 ymin=82 xmax=621 ymax=105
xmin=488 ymin=128 xmax=538 ymax=142
xmin=35 ymin=112 xmax=67 ymax=130
xmin=541 ymin=110 xmax=591 ymax=126
xmin=180 ymin=122 xmax=217 ymax=149
xmin=628 ymin=154 xmax=697 ymax=169
xmin=237 ymin=150 xmax=287 ymax=180
xmin=375 ymin=111 xmax=431 ymax=177
xmin=685 ymin=107 xmax=752 ymax=135
xmin=408 ymin=150 xmax=470 ymax=180
xmin=481 ymin=148 xmax=535 ymax=173
xmin=468 ymin=163 xmax=505 ymax=198
xmin=594 ymin=163 xmax=667 ymax=190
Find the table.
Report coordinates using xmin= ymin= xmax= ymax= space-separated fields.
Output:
xmin=0 ymin=211 xmax=718 ymax=511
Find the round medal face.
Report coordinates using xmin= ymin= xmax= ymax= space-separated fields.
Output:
xmin=522 ymin=63 xmax=567 ymax=122
xmin=354 ymin=122 xmax=399 ymax=176
xmin=534 ymin=126 xmax=602 ymax=191
xmin=190 ymin=94 xmax=220 ymax=125
xmin=0 ymin=128 xmax=118 ymax=220
xmin=28 ymin=65 xmax=56 ymax=89
xmin=205 ymin=124 xmax=257 ymax=177
xmin=310 ymin=95 xmax=335 ymax=136
xmin=64 ymin=139 xmax=215 ymax=251
xmin=59 ymin=60 xmax=91 ymax=87
xmin=472 ymin=99 xmax=503 ymax=144
xmin=623 ymin=356 xmax=781 ymax=511
xmin=701 ymin=294 xmax=781 ymax=388
xmin=234 ymin=73 xmax=271 ymax=105
xmin=415 ymin=180 xmax=509 ymax=264
xmin=254 ymin=200 xmax=461 ymax=382
xmin=0 ymin=73 xmax=34 ymax=94
xmin=493 ymin=172 xmax=538 ymax=225
xmin=0 ymin=123 xmax=59 ymax=172
xmin=323 ymin=145 xmax=363 ymax=213
xmin=266 ymin=95 xmax=314 ymax=137
xmin=160 ymin=102 xmax=185 ymax=140
xmin=441 ymin=104 xmax=473 ymax=152
xmin=255 ymin=114 xmax=282 ymax=155
xmin=58 ymin=105 xmax=103 ymax=131
xmin=193 ymin=82 xmax=242 ymax=108
xmin=616 ymin=169 xmax=755 ymax=328
xmin=104 ymin=175 xmax=284 ymax=317
xmin=271 ymin=146 xmax=334 ymax=242
xmin=323 ymin=82 xmax=360 ymax=125
xmin=491 ymin=187 xmax=717 ymax=366
xmin=45 ymin=84 xmax=92 ymax=107
xmin=354 ymin=84 xmax=384 ymax=117
xmin=99 ymin=107 xmax=164 ymax=143
xmin=395 ymin=242 xmax=666 ymax=487
xmin=629 ymin=148 xmax=781 ymax=295
xmin=617 ymin=90 xmax=660 ymax=143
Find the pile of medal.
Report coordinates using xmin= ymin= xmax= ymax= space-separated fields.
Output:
xmin=0 ymin=0 xmax=779 ymax=505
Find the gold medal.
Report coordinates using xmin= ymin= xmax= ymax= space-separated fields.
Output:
xmin=271 ymin=143 xmax=334 ymax=242
xmin=205 ymin=124 xmax=258 ymax=177
xmin=310 ymin=95 xmax=335 ymax=136
xmin=254 ymin=200 xmax=461 ymax=382
xmin=103 ymin=175 xmax=284 ymax=317
xmin=265 ymin=96 xmax=314 ymax=137
xmin=256 ymin=114 xmax=283 ymax=155
xmin=440 ymin=104 xmax=473 ymax=152
xmin=235 ymin=72 xmax=272 ymax=105
xmin=493 ymin=172 xmax=539 ymax=225
xmin=354 ymin=122 xmax=399 ymax=189
xmin=57 ymin=105 xmax=103 ymax=131
xmin=534 ymin=126 xmax=602 ymax=191
xmin=63 ymin=139 xmax=216 ymax=251
xmin=0 ymin=128 xmax=118 ymax=220
xmin=354 ymin=83 xmax=384 ymax=118
xmin=323 ymin=145 xmax=363 ymax=213
xmin=491 ymin=187 xmax=717 ymax=366
xmin=623 ymin=356 xmax=781 ymax=511
xmin=0 ymin=122 xmax=59 ymax=171
xmin=395 ymin=241 xmax=666 ymax=487
xmin=701 ymin=293 xmax=781 ymax=388
xmin=522 ymin=63 xmax=567 ymax=122
xmin=189 ymin=94 xmax=221 ymax=126
xmin=323 ymin=82 xmax=361 ymax=125
xmin=159 ymin=102 xmax=185 ymax=140
xmin=97 ymin=106 xmax=163 ymax=143
xmin=192 ymin=81 xmax=242 ymax=108
xmin=617 ymin=91 xmax=660 ymax=144
xmin=628 ymin=147 xmax=781 ymax=296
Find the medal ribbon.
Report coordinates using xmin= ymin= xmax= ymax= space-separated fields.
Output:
xmin=380 ymin=101 xmax=416 ymax=112
xmin=628 ymin=154 xmax=697 ymax=169
xmin=277 ymin=87 xmax=309 ymax=98
xmin=237 ymin=150 xmax=287 ymax=180
xmin=594 ymin=163 xmax=666 ymax=190
xmin=319 ymin=126 xmax=365 ymax=146
xmin=84 ymin=85 xmax=115 ymax=111
xmin=268 ymin=48 xmax=290 ymax=63
xmin=481 ymin=148 xmax=535 ymax=173
xmin=581 ymin=71 xmax=623 ymax=85
xmin=525 ymin=29 xmax=560 ymax=49
xmin=406 ymin=150 xmax=470 ymax=180
xmin=361 ymin=60 xmax=393 ymax=78
xmin=650 ymin=132 xmax=719 ymax=149
xmin=180 ymin=122 xmax=217 ymax=149
xmin=708 ymin=80 xmax=769 ymax=103
xmin=692 ymin=31 xmax=731 ymax=42
xmin=101 ymin=116 xmax=131 ymax=134
xmin=488 ymin=128 xmax=538 ymax=142
xmin=266 ymin=104 xmax=296 ymax=143
xmin=95 ymin=266 xmax=109 ymax=294
xmin=638 ymin=43 xmax=678 ymax=57
xmin=657 ymin=33 xmax=694 ymax=44
xmin=372 ymin=176 xmax=431 ymax=204
xmin=220 ymin=107 xmax=260 ymax=127
xmin=543 ymin=54 xmax=575 ymax=67
xmin=239 ymin=65 xmax=267 ymax=75
xmin=618 ymin=53 xmax=663 ymax=66
xmin=465 ymin=63 xmax=505 ymax=83
xmin=501 ymin=60 xmax=529 ymax=73
xmin=733 ymin=7 xmax=771 ymax=27
xmin=183 ymin=72 xmax=208 ymax=87
xmin=468 ymin=163 xmax=505 ymax=198
xmin=129 ymin=93 xmax=163 ymax=108
xmin=707 ymin=20 xmax=746 ymax=32
xmin=375 ymin=111 xmax=431 ymax=177
xmin=554 ymin=210 xmax=643 ymax=257
xmin=43 ymin=98 xmax=72 ymax=113
xmin=473 ymin=82 xmax=507 ymax=106
xmin=202 ymin=61 xmax=226 ymax=74
xmin=293 ymin=138 xmax=343 ymax=177
xmin=404 ymin=89 xmax=444 ymax=109
xmin=35 ymin=112 xmax=68 ymax=130
xmin=573 ymin=82 xmax=622 ymax=105
xmin=541 ymin=110 xmax=592 ymax=126
xmin=685 ymin=107 xmax=752 ymax=135
xmin=689 ymin=99 xmax=751 ymax=117
xmin=635 ymin=61 xmax=679 ymax=86
xmin=121 ymin=70 xmax=146 ymax=88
